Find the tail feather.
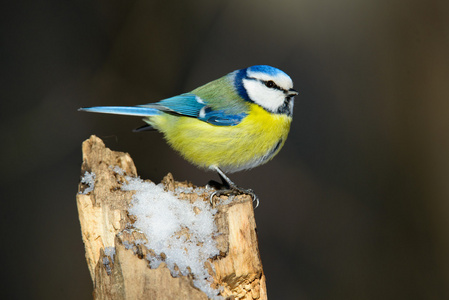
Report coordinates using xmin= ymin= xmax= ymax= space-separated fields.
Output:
xmin=78 ymin=106 xmax=160 ymax=117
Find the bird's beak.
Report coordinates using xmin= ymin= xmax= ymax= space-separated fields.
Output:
xmin=287 ymin=89 xmax=298 ymax=96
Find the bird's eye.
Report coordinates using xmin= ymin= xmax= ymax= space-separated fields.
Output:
xmin=265 ymin=80 xmax=275 ymax=88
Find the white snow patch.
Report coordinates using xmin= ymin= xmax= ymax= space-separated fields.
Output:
xmin=111 ymin=165 xmax=125 ymax=175
xmin=79 ymin=171 xmax=96 ymax=194
xmin=122 ymin=176 xmax=221 ymax=299
xmin=102 ymin=246 xmax=116 ymax=275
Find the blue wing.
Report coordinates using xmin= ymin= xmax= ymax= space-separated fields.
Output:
xmin=139 ymin=93 xmax=204 ymax=117
xmin=140 ymin=93 xmax=247 ymax=126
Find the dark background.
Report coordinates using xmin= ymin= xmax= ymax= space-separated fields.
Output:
xmin=2 ymin=0 xmax=449 ymax=299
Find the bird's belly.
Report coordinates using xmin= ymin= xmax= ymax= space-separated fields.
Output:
xmin=150 ymin=105 xmax=292 ymax=173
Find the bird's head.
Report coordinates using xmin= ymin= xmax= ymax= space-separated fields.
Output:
xmin=233 ymin=65 xmax=297 ymax=116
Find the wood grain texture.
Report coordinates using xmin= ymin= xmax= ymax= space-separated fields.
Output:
xmin=76 ymin=135 xmax=267 ymax=299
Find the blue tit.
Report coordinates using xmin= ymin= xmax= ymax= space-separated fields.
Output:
xmin=79 ymin=65 xmax=298 ymax=206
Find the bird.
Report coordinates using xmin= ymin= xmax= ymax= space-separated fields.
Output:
xmin=79 ymin=65 xmax=298 ymax=207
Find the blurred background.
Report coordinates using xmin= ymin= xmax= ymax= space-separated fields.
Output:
xmin=2 ymin=0 xmax=449 ymax=299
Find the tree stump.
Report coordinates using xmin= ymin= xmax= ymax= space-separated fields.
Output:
xmin=76 ymin=135 xmax=267 ymax=299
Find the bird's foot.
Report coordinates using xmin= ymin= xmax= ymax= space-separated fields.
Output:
xmin=209 ymin=185 xmax=259 ymax=208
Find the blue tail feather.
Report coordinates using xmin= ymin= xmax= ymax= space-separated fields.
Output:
xmin=78 ymin=106 xmax=161 ymax=117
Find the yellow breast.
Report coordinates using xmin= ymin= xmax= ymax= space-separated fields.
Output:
xmin=148 ymin=104 xmax=292 ymax=173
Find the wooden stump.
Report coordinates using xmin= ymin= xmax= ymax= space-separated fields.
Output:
xmin=76 ymin=135 xmax=267 ymax=299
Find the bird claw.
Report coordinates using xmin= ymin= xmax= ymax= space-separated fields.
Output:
xmin=209 ymin=187 xmax=259 ymax=209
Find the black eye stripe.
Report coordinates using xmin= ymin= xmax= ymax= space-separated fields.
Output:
xmin=263 ymin=80 xmax=289 ymax=94
xmin=265 ymin=80 xmax=276 ymax=89
xmin=246 ymin=76 xmax=288 ymax=93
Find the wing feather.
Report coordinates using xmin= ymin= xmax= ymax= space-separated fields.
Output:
xmin=139 ymin=76 xmax=249 ymax=127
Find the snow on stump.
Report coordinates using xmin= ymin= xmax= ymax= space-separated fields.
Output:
xmin=76 ymin=135 xmax=268 ymax=300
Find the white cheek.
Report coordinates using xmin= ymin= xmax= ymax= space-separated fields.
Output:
xmin=243 ymin=79 xmax=285 ymax=112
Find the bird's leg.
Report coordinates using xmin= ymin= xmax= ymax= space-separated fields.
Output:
xmin=209 ymin=166 xmax=259 ymax=208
